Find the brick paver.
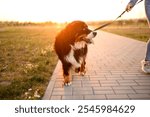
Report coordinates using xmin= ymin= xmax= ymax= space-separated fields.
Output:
xmin=43 ymin=30 xmax=150 ymax=100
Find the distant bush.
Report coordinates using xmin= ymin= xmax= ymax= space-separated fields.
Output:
xmin=88 ymin=18 xmax=148 ymax=27
xmin=0 ymin=21 xmax=57 ymax=27
xmin=0 ymin=19 xmax=148 ymax=27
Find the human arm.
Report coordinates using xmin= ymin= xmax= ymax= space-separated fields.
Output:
xmin=126 ymin=0 xmax=139 ymax=11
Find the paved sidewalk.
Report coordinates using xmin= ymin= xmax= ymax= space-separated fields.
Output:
xmin=43 ymin=31 xmax=150 ymax=100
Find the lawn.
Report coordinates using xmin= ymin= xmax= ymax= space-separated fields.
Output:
xmin=0 ymin=24 xmax=63 ymax=99
xmin=102 ymin=27 xmax=150 ymax=42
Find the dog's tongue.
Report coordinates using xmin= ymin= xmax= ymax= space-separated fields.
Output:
xmin=84 ymin=38 xmax=94 ymax=44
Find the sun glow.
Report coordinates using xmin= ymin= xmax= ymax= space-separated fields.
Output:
xmin=0 ymin=0 xmax=145 ymax=23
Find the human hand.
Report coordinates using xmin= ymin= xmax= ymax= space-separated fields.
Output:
xmin=125 ymin=3 xmax=133 ymax=12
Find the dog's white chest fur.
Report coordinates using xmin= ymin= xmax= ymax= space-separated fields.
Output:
xmin=65 ymin=41 xmax=86 ymax=68
xmin=74 ymin=41 xmax=86 ymax=49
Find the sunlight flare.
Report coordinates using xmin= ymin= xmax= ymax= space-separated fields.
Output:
xmin=0 ymin=0 xmax=145 ymax=22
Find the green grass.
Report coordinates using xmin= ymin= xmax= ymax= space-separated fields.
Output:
xmin=0 ymin=25 xmax=63 ymax=99
xmin=102 ymin=27 xmax=150 ymax=42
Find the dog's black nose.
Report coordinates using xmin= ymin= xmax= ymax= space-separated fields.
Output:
xmin=93 ymin=32 xmax=97 ymax=36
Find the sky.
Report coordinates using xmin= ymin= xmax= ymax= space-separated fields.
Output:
xmin=0 ymin=0 xmax=146 ymax=23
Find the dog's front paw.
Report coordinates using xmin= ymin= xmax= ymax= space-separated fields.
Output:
xmin=64 ymin=75 xmax=71 ymax=86
xmin=64 ymin=82 xmax=72 ymax=86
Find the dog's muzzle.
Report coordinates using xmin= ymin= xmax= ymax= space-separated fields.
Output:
xmin=84 ymin=31 xmax=97 ymax=44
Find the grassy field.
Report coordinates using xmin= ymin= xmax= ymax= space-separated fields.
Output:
xmin=102 ymin=27 xmax=150 ymax=42
xmin=0 ymin=24 xmax=64 ymax=99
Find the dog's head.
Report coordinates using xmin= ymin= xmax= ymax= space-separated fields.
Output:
xmin=65 ymin=21 xmax=97 ymax=44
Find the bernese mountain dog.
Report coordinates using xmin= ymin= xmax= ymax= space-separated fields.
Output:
xmin=54 ymin=21 xmax=97 ymax=86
